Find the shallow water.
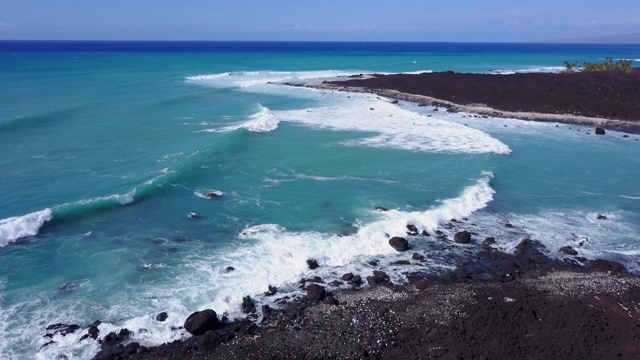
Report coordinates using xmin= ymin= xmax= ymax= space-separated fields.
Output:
xmin=1 ymin=41 xmax=639 ymax=359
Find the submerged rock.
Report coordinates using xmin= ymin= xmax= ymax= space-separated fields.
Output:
xmin=406 ymin=224 xmax=419 ymax=236
xmin=483 ymin=237 xmax=496 ymax=246
xmin=559 ymin=246 xmax=578 ymax=256
xmin=265 ymin=285 xmax=278 ymax=296
xmin=307 ymin=259 xmax=320 ymax=270
xmin=595 ymin=127 xmax=606 ymax=135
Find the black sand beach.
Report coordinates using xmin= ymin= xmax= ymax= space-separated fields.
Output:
xmin=81 ymin=72 xmax=640 ymax=360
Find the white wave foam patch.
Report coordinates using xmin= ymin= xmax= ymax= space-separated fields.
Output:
xmin=620 ymin=195 xmax=640 ymax=200
xmin=185 ymin=70 xmax=363 ymax=89
xmin=210 ymin=105 xmax=279 ymax=133
xmin=488 ymin=66 xmax=564 ymax=74
xmin=372 ymin=172 xmax=495 ymax=236
xmin=276 ymin=93 xmax=511 ymax=154
xmin=0 ymin=209 xmax=53 ymax=246
xmin=469 ymin=209 xmax=640 ymax=269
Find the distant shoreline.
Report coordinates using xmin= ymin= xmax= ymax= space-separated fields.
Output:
xmin=309 ymin=71 xmax=640 ymax=134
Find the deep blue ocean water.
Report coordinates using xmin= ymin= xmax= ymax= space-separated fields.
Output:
xmin=1 ymin=41 xmax=639 ymax=359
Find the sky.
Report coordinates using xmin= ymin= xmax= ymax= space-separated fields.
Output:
xmin=1 ymin=0 xmax=639 ymax=42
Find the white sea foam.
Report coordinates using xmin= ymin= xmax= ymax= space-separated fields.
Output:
xmin=0 ymin=209 xmax=53 ymax=246
xmin=620 ymin=195 xmax=640 ymax=200
xmin=488 ymin=66 xmax=564 ymax=74
xmin=469 ymin=208 xmax=640 ymax=269
xmin=186 ymin=70 xmax=362 ymax=89
xmin=275 ymin=92 xmax=511 ymax=154
xmin=218 ymin=105 xmax=279 ymax=133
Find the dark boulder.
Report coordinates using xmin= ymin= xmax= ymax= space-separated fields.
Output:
xmin=454 ymin=231 xmax=471 ymax=244
xmin=261 ymin=305 xmax=273 ymax=321
xmin=44 ymin=323 xmax=81 ymax=337
xmin=242 ymin=296 xmax=256 ymax=314
xmin=88 ymin=324 xmax=100 ymax=339
xmin=306 ymin=284 xmax=326 ymax=301
xmin=483 ymin=237 xmax=496 ymax=246
xmin=123 ymin=342 xmax=141 ymax=356
xmin=223 ymin=266 xmax=235 ymax=274
xmin=514 ymin=238 xmax=544 ymax=257
xmin=389 ymin=237 xmax=409 ymax=251
xmin=412 ymin=252 xmax=425 ymax=260
xmin=102 ymin=331 xmax=121 ymax=346
xmin=184 ymin=309 xmax=221 ymax=336
xmin=596 ymin=214 xmax=607 ymax=220
xmin=366 ymin=270 xmax=390 ymax=288
xmin=307 ymin=259 xmax=320 ymax=270
xmin=595 ymin=127 xmax=606 ymax=135
xmin=391 ymin=260 xmax=411 ymax=266
xmin=265 ymin=285 xmax=277 ymax=296
xmin=421 ymin=230 xmax=430 ymax=236
xmin=559 ymin=246 xmax=578 ymax=256
xmin=156 ymin=312 xmax=168 ymax=322
xmin=341 ymin=272 xmax=354 ymax=281
xmin=374 ymin=206 xmax=389 ymax=212
xmin=349 ymin=275 xmax=362 ymax=286
xmin=206 ymin=192 xmax=221 ymax=199
xmin=406 ymin=224 xmax=419 ymax=236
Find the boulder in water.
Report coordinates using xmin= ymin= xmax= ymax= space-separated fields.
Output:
xmin=389 ymin=237 xmax=409 ymax=251
xmin=184 ymin=309 xmax=221 ymax=336
xmin=454 ymin=231 xmax=471 ymax=244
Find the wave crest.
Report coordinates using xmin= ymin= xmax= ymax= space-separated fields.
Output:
xmin=0 ymin=209 xmax=53 ymax=246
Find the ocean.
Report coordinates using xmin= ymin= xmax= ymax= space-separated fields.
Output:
xmin=1 ymin=41 xmax=639 ymax=359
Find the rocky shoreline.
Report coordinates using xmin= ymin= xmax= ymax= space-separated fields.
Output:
xmin=42 ymin=216 xmax=637 ymax=359
xmin=311 ymin=71 xmax=640 ymax=133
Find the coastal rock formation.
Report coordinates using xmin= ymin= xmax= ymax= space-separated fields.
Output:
xmin=560 ymin=246 xmax=578 ymax=256
xmin=306 ymin=259 xmax=320 ymax=270
xmin=366 ymin=270 xmax=390 ymax=288
xmin=306 ymin=284 xmax=326 ymax=301
xmin=454 ymin=231 xmax=471 ymax=244
xmin=242 ymin=296 xmax=256 ymax=314
xmin=155 ymin=312 xmax=168 ymax=322
xmin=389 ymin=236 xmax=409 ymax=251
xmin=483 ymin=237 xmax=496 ymax=246
xmin=406 ymin=224 xmax=419 ymax=236
xmin=595 ymin=127 xmax=606 ymax=135
xmin=184 ymin=309 xmax=221 ymax=336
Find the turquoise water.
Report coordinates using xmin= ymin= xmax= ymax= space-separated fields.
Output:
xmin=1 ymin=42 xmax=639 ymax=359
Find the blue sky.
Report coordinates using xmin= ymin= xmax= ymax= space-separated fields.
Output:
xmin=1 ymin=0 xmax=639 ymax=42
